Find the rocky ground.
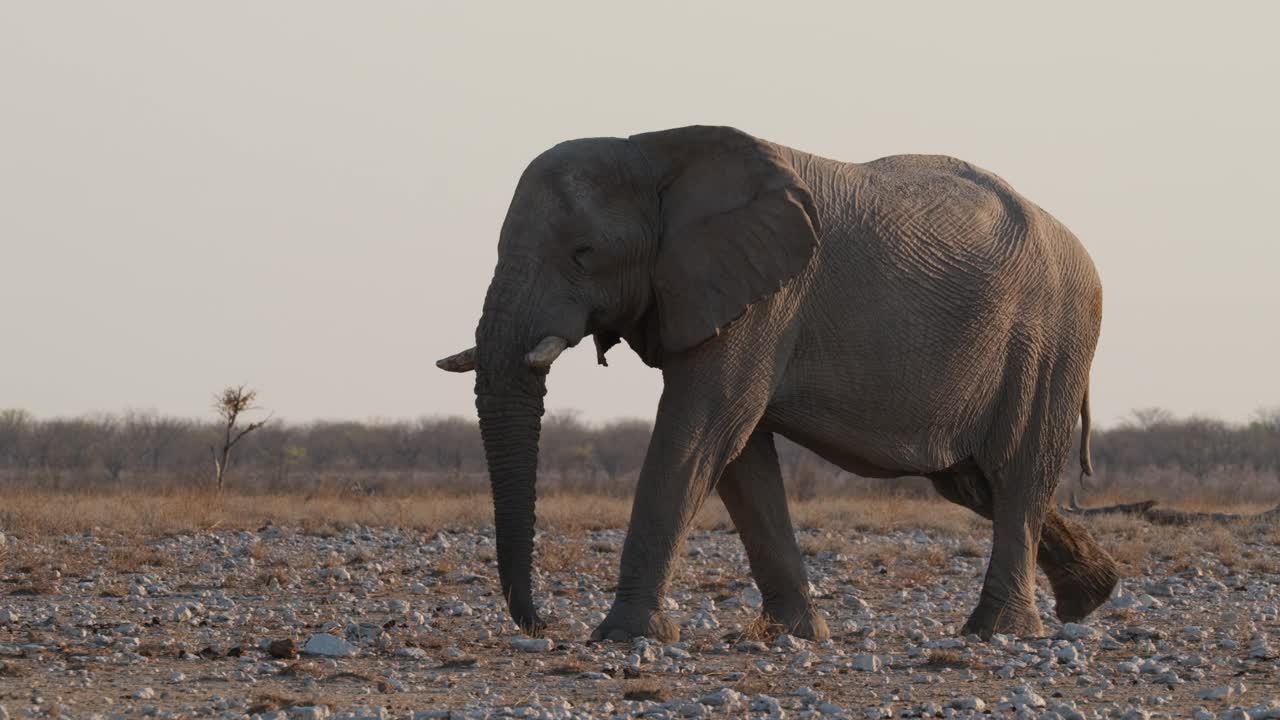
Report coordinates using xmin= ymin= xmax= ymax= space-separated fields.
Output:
xmin=0 ymin=508 xmax=1277 ymax=719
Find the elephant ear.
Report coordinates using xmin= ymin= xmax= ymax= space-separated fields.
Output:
xmin=630 ymin=126 xmax=822 ymax=353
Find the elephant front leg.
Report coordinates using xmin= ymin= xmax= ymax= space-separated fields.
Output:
xmin=591 ymin=449 xmax=719 ymax=642
xmin=717 ymin=431 xmax=828 ymax=641
xmin=592 ymin=374 xmax=769 ymax=643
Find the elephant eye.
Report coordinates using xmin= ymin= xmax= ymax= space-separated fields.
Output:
xmin=572 ymin=245 xmax=593 ymax=271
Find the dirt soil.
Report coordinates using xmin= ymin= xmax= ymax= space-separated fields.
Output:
xmin=0 ymin=506 xmax=1277 ymax=719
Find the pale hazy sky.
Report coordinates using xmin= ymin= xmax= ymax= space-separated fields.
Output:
xmin=2 ymin=3 xmax=1277 ymax=426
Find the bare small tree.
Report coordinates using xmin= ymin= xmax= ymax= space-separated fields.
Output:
xmin=210 ymin=385 xmax=270 ymax=493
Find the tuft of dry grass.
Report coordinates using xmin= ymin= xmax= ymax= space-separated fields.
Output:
xmin=109 ymin=545 xmax=174 ymax=572
xmin=732 ymin=615 xmax=786 ymax=642
xmin=920 ymin=648 xmax=972 ymax=669
xmin=539 ymin=540 xmax=586 ymax=573
xmin=544 ymin=660 xmax=587 ymax=676
xmin=955 ymin=538 xmax=986 ymax=558
xmin=245 ymin=692 xmax=329 ymax=714
xmin=621 ymin=679 xmax=667 ymax=702
xmin=800 ymin=534 xmax=849 ymax=557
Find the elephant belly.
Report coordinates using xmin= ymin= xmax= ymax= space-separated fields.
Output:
xmin=762 ymin=399 xmax=970 ymax=480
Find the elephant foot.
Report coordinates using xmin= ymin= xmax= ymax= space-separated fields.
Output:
xmin=590 ymin=605 xmax=679 ymax=643
xmin=1044 ymin=555 xmax=1120 ymax=623
xmin=960 ymin=597 xmax=1043 ymax=640
xmin=1038 ymin=510 xmax=1121 ymax=623
xmin=764 ymin=602 xmax=830 ymax=641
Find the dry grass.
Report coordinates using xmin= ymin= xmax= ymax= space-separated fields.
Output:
xmin=544 ymin=660 xmax=588 ymax=676
xmin=1073 ymin=485 xmax=1278 ymax=517
xmin=109 ymin=544 xmax=174 ymax=572
xmin=734 ymin=615 xmax=787 ymax=642
xmin=0 ymin=488 xmax=1271 ymax=590
xmin=920 ymin=648 xmax=973 ymax=670
xmin=620 ymin=679 xmax=667 ymax=702
xmin=0 ymin=490 xmax=987 ymax=538
xmin=800 ymin=534 xmax=850 ymax=556
xmin=539 ymin=538 xmax=587 ymax=573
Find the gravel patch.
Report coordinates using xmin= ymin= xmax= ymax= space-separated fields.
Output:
xmin=0 ymin=521 xmax=1276 ymax=717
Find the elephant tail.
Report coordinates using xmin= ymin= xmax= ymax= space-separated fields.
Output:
xmin=1078 ymin=387 xmax=1094 ymax=488
xmin=1069 ymin=388 xmax=1095 ymax=509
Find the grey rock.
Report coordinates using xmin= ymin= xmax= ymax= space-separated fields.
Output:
xmin=302 ymin=633 xmax=358 ymax=657
xmin=948 ymin=697 xmax=986 ymax=711
xmin=1198 ymin=682 xmax=1246 ymax=701
xmin=750 ymin=695 xmax=783 ymax=715
xmin=700 ymin=688 xmax=745 ymax=708
xmin=1058 ymin=623 xmax=1096 ymax=641
xmin=852 ymin=653 xmax=881 ymax=672
xmin=510 ymin=637 xmax=554 ymax=653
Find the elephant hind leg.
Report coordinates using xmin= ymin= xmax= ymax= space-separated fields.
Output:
xmin=961 ymin=469 xmax=1045 ymax=638
xmin=930 ymin=460 xmax=1118 ymax=631
xmin=1038 ymin=511 xmax=1119 ymax=622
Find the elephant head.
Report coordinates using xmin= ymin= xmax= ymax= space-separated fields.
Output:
xmin=437 ymin=126 xmax=821 ymax=634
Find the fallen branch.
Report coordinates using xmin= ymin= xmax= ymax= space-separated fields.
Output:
xmin=1061 ymin=499 xmax=1280 ymax=526
xmin=1142 ymin=505 xmax=1280 ymax=526
xmin=1064 ymin=500 xmax=1158 ymax=518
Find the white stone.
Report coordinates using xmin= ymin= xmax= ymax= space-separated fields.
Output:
xmin=302 ymin=633 xmax=358 ymax=657
xmin=949 ymin=697 xmax=986 ymax=711
xmin=1196 ymin=686 xmax=1232 ymax=701
xmin=511 ymin=637 xmax=554 ymax=653
xmin=1059 ymin=623 xmax=1097 ymax=641
xmin=852 ymin=653 xmax=881 ymax=672
xmin=1003 ymin=688 xmax=1047 ymax=711
xmin=791 ymin=686 xmax=821 ymax=704
xmin=443 ymin=600 xmax=473 ymax=616
xmin=750 ymin=695 xmax=782 ymax=715
xmin=700 ymin=688 xmax=745 ymax=708
xmin=319 ymin=568 xmax=351 ymax=582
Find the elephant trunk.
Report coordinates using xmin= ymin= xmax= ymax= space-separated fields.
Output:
xmin=474 ymin=261 xmax=548 ymax=635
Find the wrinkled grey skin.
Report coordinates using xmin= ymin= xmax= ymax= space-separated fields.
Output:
xmin=439 ymin=126 xmax=1118 ymax=642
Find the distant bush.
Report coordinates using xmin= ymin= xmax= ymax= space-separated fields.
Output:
xmin=0 ymin=406 xmax=1276 ymax=504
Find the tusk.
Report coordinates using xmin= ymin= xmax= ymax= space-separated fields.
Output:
xmin=524 ymin=336 xmax=569 ymax=370
xmin=436 ymin=347 xmax=477 ymax=372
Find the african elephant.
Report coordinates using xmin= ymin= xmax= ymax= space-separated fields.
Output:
xmin=438 ymin=125 xmax=1119 ymax=642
